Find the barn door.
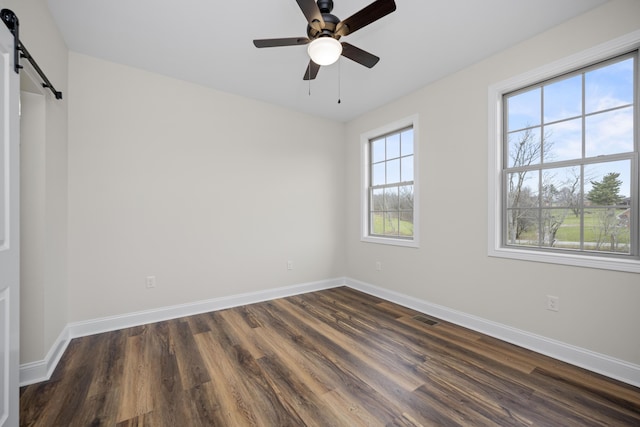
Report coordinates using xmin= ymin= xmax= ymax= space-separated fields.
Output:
xmin=0 ymin=15 xmax=21 ymax=427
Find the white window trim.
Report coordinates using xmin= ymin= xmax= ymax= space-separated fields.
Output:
xmin=488 ymin=30 xmax=640 ymax=273
xmin=361 ymin=114 xmax=420 ymax=248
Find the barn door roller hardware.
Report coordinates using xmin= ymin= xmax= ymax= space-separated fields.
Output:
xmin=1 ymin=9 xmax=63 ymax=100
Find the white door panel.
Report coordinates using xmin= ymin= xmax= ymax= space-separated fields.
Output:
xmin=0 ymin=13 xmax=21 ymax=427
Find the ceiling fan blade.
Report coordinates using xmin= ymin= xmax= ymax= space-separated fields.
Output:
xmin=335 ymin=0 xmax=396 ymax=37
xmin=253 ymin=37 xmax=311 ymax=48
xmin=296 ymin=0 xmax=325 ymax=31
xmin=303 ymin=60 xmax=321 ymax=80
xmin=341 ymin=42 xmax=380 ymax=68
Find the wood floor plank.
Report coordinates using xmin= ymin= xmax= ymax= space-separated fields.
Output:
xmin=168 ymin=319 xmax=211 ymax=390
xmin=86 ymin=329 xmax=126 ymax=399
xmin=256 ymin=301 xmax=436 ymax=423
xmin=50 ymin=362 xmax=96 ymax=426
xmin=193 ymin=331 xmax=263 ymax=426
xmin=19 ymin=380 xmax=63 ymax=426
xmin=278 ymin=296 xmax=426 ymax=392
xmin=216 ymin=309 xmax=265 ymax=360
xmin=71 ymin=391 xmax=120 ymax=427
xmin=243 ymin=311 xmax=335 ymax=397
xmin=183 ymin=382 xmax=227 ymax=427
xmin=249 ymin=300 xmax=410 ymax=423
xmin=117 ymin=331 xmax=154 ymax=422
xmin=319 ymin=388 xmax=381 ymax=426
xmin=395 ymin=316 xmax=539 ymax=375
xmin=183 ymin=313 xmax=211 ymax=335
xmin=20 ymin=286 xmax=640 ymax=426
xmin=195 ymin=316 xmax=307 ymax=426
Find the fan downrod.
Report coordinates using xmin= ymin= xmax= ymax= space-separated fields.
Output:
xmin=317 ymin=0 xmax=334 ymax=13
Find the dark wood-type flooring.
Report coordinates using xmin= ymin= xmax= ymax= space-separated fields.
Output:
xmin=20 ymin=287 xmax=640 ymax=426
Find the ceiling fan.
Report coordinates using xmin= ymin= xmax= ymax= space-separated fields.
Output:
xmin=253 ymin=0 xmax=397 ymax=80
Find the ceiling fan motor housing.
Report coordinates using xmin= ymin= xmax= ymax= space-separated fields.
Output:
xmin=307 ymin=11 xmax=340 ymax=40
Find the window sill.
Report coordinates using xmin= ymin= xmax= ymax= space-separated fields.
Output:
xmin=488 ymin=246 xmax=640 ymax=274
xmin=361 ymin=235 xmax=419 ymax=248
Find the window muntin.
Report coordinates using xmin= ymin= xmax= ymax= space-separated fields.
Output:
xmin=502 ymin=52 xmax=637 ymax=257
xmin=368 ymin=127 xmax=414 ymax=239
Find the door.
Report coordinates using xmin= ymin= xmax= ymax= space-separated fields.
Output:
xmin=0 ymin=19 xmax=20 ymax=427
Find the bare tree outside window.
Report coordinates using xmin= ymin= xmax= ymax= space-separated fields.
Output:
xmin=587 ymin=172 xmax=626 ymax=251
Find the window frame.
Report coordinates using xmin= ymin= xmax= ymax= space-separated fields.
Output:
xmin=361 ymin=115 xmax=419 ymax=248
xmin=488 ymin=30 xmax=640 ymax=273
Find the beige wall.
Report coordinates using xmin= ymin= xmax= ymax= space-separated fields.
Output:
xmin=3 ymin=0 xmax=69 ymax=364
xmin=345 ymin=0 xmax=640 ymax=365
xmin=67 ymin=53 xmax=346 ymax=321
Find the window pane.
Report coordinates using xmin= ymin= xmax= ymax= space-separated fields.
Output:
xmin=399 ymin=211 xmax=414 ymax=237
xmin=371 ymin=212 xmax=384 ymax=235
xmin=384 ymin=187 xmax=399 ymax=210
xmin=507 ymin=170 xmax=539 ymax=209
xmin=583 ymin=161 xmax=631 ymax=253
xmin=507 ymin=88 xmax=541 ymax=131
xmin=544 ymin=118 xmax=582 ymax=162
xmin=386 ymin=159 xmax=400 ymax=184
xmin=399 ymin=185 xmax=413 ymax=210
xmin=372 ymin=162 xmax=385 ymax=186
xmin=541 ymin=166 xmax=581 ymax=209
xmin=508 ymin=127 xmax=541 ymax=167
xmin=384 ymin=212 xmax=399 ymax=235
xmin=371 ymin=188 xmax=384 ymax=210
xmin=545 ymin=208 xmax=581 ymax=249
xmin=540 ymin=208 xmax=573 ymax=247
xmin=506 ymin=208 xmax=540 ymax=246
xmin=544 ymin=75 xmax=582 ymax=123
xmin=401 ymin=156 xmax=413 ymax=182
xmin=401 ymin=129 xmax=414 ymax=156
xmin=539 ymin=167 xmax=583 ymax=249
xmin=372 ymin=138 xmax=385 ymax=163
xmin=584 ymin=207 xmax=631 ymax=254
xmin=585 ymin=106 xmax=634 ymax=157
xmin=584 ymin=160 xmax=631 ymax=207
xmin=386 ymin=133 xmax=400 ymax=159
xmin=585 ymin=57 xmax=634 ymax=114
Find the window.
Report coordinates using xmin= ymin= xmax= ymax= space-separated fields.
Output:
xmin=361 ymin=115 xmax=419 ymax=247
xmin=489 ymin=32 xmax=640 ymax=273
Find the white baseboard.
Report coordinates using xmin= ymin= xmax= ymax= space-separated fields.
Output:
xmin=19 ymin=277 xmax=345 ymax=386
xmin=345 ymin=277 xmax=640 ymax=388
xmin=66 ymin=277 xmax=345 ymax=339
xmin=19 ymin=327 xmax=70 ymax=386
xmin=20 ymin=276 xmax=640 ymax=389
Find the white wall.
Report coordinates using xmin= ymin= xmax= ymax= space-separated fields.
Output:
xmin=345 ymin=0 xmax=640 ymax=365
xmin=20 ymin=91 xmax=46 ymax=363
xmin=3 ymin=0 xmax=69 ymax=365
xmin=67 ymin=53 xmax=346 ymax=322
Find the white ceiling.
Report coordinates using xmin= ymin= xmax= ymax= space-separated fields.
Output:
xmin=47 ymin=0 xmax=607 ymax=122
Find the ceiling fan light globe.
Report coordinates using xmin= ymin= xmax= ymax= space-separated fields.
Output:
xmin=307 ymin=37 xmax=342 ymax=66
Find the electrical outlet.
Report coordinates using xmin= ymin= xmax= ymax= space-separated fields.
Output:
xmin=145 ymin=276 xmax=156 ymax=288
xmin=287 ymin=260 xmax=293 ymax=270
xmin=375 ymin=261 xmax=382 ymax=271
xmin=546 ymin=295 xmax=559 ymax=312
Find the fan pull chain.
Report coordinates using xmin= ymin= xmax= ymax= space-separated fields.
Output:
xmin=308 ymin=65 xmax=311 ymax=96
xmin=337 ymin=57 xmax=341 ymax=104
